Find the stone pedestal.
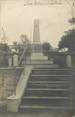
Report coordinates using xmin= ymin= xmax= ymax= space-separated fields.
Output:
xmin=31 ymin=52 xmax=48 ymax=60
xmin=66 ymin=55 xmax=72 ymax=67
xmin=7 ymin=95 xmax=19 ymax=112
xmin=13 ymin=54 xmax=18 ymax=67
xmin=31 ymin=41 xmax=48 ymax=61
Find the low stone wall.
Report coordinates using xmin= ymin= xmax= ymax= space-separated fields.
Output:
xmin=7 ymin=66 xmax=32 ymax=112
xmin=0 ymin=67 xmax=23 ymax=104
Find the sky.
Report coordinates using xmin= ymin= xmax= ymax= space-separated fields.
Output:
xmin=0 ymin=0 xmax=74 ymax=47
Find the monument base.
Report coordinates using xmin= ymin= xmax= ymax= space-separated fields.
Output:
xmin=31 ymin=52 xmax=48 ymax=60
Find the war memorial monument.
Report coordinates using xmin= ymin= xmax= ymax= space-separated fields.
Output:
xmin=0 ymin=0 xmax=75 ymax=117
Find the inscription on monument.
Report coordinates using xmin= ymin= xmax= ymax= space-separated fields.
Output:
xmin=24 ymin=0 xmax=63 ymax=5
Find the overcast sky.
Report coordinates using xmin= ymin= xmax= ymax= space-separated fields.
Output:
xmin=0 ymin=0 xmax=74 ymax=47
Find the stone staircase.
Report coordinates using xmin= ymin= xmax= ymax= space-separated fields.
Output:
xmin=19 ymin=65 xmax=73 ymax=112
xmin=27 ymin=60 xmax=58 ymax=68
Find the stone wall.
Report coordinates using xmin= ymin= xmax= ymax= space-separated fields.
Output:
xmin=0 ymin=67 xmax=23 ymax=103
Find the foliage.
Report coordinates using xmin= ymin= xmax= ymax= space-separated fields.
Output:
xmin=13 ymin=34 xmax=32 ymax=56
xmin=58 ymin=29 xmax=75 ymax=52
xmin=69 ymin=17 xmax=75 ymax=24
xmin=42 ymin=42 xmax=52 ymax=56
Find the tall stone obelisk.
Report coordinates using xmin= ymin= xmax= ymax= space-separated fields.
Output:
xmin=31 ymin=19 xmax=47 ymax=60
xmin=33 ymin=19 xmax=40 ymax=43
xmin=32 ymin=19 xmax=42 ymax=53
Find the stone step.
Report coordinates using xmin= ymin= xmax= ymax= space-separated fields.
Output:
xmin=23 ymin=96 xmax=71 ymax=99
xmin=31 ymin=64 xmax=59 ymax=69
xmin=30 ymin=75 xmax=72 ymax=81
xmin=27 ymin=88 xmax=69 ymax=91
xmin=19 ymin=105 xmax=72 ymax=111
xmin=33 ymin=68 xmax=71 ymax=71
xmin=31 ymin=74 xmax=72 ymax=77
xmin=21 ymin=98 xmax=71 ymax=107
xmin=30 ymin=60 xmax=53 ymax=64
xmin=27 ymin=82 xmax=70 ymax=89
xmin=32 ymin=69 xmax=72 ymax=75
xmin=24 ymin=89 xmax=70 ymax=97
xmin=29 ymin=81 xmax=70 ymax=84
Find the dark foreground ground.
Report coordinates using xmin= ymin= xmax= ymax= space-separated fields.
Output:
xmin=0 ymin=111 xmax=74 ymax=117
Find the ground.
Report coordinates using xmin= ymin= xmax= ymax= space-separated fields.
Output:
xmin=0 ymin=111 xmax=73 ymax=117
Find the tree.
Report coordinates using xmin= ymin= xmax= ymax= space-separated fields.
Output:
xmin=58 ymin=29 xmax=75 ymax=52
xmin=69 ymin=17 xmax=75 ymax=25
xmin=20 ymin=34 xmax=32 ymax=56
xmin=13 ymin=41 xmax=20 ymax=52
xmin=20 ymin=34 xmax=30 ymax=47
xmin=13 ymin=34 xmax=32 ymax=65
xmin=59 ymin=15 xmax=75 ymax=52
xmin=42 ymin=42 xmax=52 ymax=58
xmin=13 ymin=34 xmax=31 ymax=54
